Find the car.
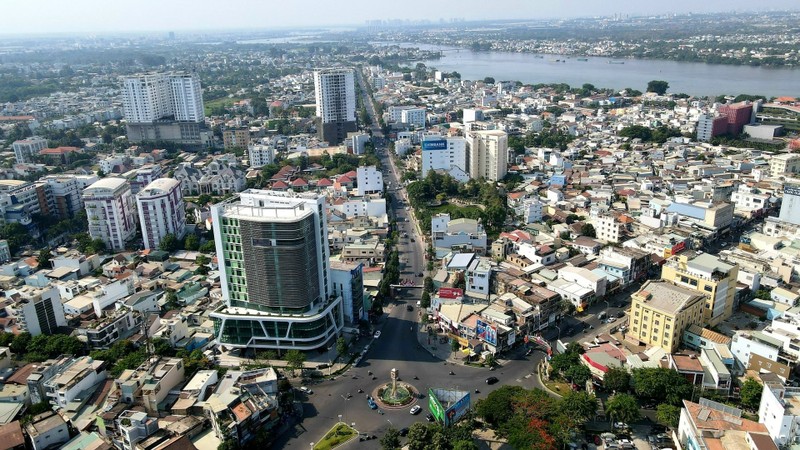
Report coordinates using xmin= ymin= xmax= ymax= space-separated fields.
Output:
xmin=407 ymin=305 xmax=413 ymax=311
xmin=486 ymin=376 xmax=499 ymax=385
xmin=410 ymin=238 xmax=415 ymax=242
xmin=298 ymin=386 xmax=312 ymax=394
xmin=417 ymin=272 xmax=424 ymax=277
xmin=399 ymin=427 xmax=409 ymax=436
xmin=367 ymin=396 xmax=378 ymax=409
xmin=373 ymin=331 xmax=381 ymax=339
xmin=617 ymin=311 xmax=625 ymax=318
xmin=416 ymin=300 xmax=421 ymax=307
xmin=426 ymin=413 xmax=435 ymax=422
xmin=410 ymin=405 xmax=422 ymax=415
xmin=606 ymin=317 xmax=617 ymax=323
xmin=598 ymin=312 xmax=607 ymax=320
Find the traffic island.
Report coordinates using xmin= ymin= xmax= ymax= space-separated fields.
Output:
xmin=313 ymin=422 xmax=358 ymax=450
xmin=372 ymin=368 xmax=419 ymax=409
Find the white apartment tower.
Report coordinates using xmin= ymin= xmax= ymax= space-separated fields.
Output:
xmin=466 ymin=130 xmax=509 ymax=181
xmin=12 ymin=137 xmax=48 ymax=164
xmin=211 ymin=190 xmax=344 ymax=350
xmin=83 ymin=178 xmax=138 ymax=251
xmin=121 ymin=72 xmax=204 ymax=123
xmin=136 ymin=178 xmax=186 ymax=250
xmin=314 ymin=68 xmax=357 ymax=144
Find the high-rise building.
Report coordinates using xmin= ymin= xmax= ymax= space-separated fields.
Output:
xmin=629 ymin=280 xmax=705 ymax=352
xmin=314 ymin=68 xmax=357 ymax=144
xmin=41 ymin=175 xmax=83 ymax=220
xmin=136 ymin=178 xmax=186 ymax=250
xmin=696 ymin=114 xmax=728 ymax=142
xmin=121 ymin=72 xmax=205 ymax=145
xmin=211 ymin=190 xmax=343 ymax=350
xmin=422 ymin=136 xmax=468 ymax=181
xmin=466 ymin=130 xmax=509 ymax=181
xmin=779 ymin=184 xmax=800 ymax=225
xmin=223 ymin=129 xmax=250 ymax=150
xmin=356 ymin=166 xmax=383 ymax=196
xmin=83 ymin=178 xmax=137 ymax=251
xmin=718 ymin=102 xmax=754 ymax=136
xmin=12 ymin=137 xmax=48 ymax=164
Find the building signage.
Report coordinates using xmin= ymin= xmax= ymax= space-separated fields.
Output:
xmin=784 ymin=185 xmax=800 ymax=196
xmin=428 ymin=389 xmax=446 ymax=423
xmin=422 ymin=139 xmax=448 ymax=151
xmin=476 ymin=319 xmax=498 ymax=346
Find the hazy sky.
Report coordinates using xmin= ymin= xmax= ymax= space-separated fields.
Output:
xmin=4 ymin=0 xmax=799 ymax=34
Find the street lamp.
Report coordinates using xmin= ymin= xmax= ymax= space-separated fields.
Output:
xmin=387 ymin=419 xmax=393 ymax=428
xmin=340 ymin=394 xmax=350 ymax=425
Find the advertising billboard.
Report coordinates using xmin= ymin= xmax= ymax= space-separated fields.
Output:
xmin=445 ymin=392 xmax=471 ymax=426
xmin=476 ymin=319 xmax=498 ymax=346
xmin=422 ymin=139 xmax=448 ymax=151
xmin=428 ymin=388 xmax=446 ymax=423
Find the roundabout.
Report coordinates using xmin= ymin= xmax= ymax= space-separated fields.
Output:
xmin=372 ymin=368 xmax=419 ymax=409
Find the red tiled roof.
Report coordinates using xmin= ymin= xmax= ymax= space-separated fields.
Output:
xmin=40 ymin=146 xmax=80 ymax=154
xmin=317 ymin=178 xmax=333 ymax=187
xmin=272 ymin=180 xmax=288 ymax=189
xmin=291 ymin=178 xmax=308 ymax=186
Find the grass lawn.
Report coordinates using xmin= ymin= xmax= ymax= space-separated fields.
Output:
xmin=204 ymin=96 xmax=243 ymax=116
xmin=314 ymin=423 xmax=357 ymax=450
xmin=543 ymin=379 xmax=572 ymax=396
xmin=429 ymin=203 xmax=483 ymax=218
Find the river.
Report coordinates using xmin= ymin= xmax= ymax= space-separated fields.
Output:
xmin=380 ymin=42 xmax=800 ymax=98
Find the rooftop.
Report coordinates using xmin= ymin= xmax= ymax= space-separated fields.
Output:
xmin=634 ymin=280 xmax=704 ymax=314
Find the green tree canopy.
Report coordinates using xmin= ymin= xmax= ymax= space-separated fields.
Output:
xmin=559 ymin=391 xmax=597 ymax=424
xmin=656 ymin=403 xmax=681 ymax=429
xmin=606 ymin=393 xmax=642 ymax=424
xmin=740 ymin=378 xmax=763 ymax=411
xmin=632 ymin=367 xmax=693 ymax=406
xmin=476 ymin=385 xmax=527 ymax=427
xmin=604 ymin=367 xmax=632 ymax=393
xmin=380 ymin=427 xmax=401 ymax=450
xmin=646 ymin=80 xmax=670 ymax=95
xmin=284 ymin=349 xmax=306 ymax=376
xmin=159 ymin=233 xmax=180 ymax=253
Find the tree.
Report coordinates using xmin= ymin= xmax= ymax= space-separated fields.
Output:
xmin=580 ymin=223 xmax=596 ymax=238
xmin=549 ymin=352 xmax=580 ymax=373
xmin=380 ymin=427 xmax=401 ymax=450
xmin=632 ymin=367 xmax=693 ymax=406
xmin=604 ymin=367 xmax=632 ymax=393
xmin=476 ymin=385 xmax=527 ymax=427
xmin=420 ymin=291 xmax=431 ymax=309
xmin=451 ymin=339 xmax=461 ymax=355
xmin=740 ymin=378 xmax=763 ymax=411
xmin=483 ymin=77 xmax=496 ymax=84
xmin=564 ymin=364 xmax=592 ymax=386
xmin=508 ymin=417 xmax=556 ymax=450
xmin=284 ymin=349 xmax=306 ymax=376
xmin=151 ymin=338 xmax=175 ymax=356
xmin=159 ymin=233 xmax=180 ymax=253
xmin=9 ymin=332 xmax=31 ymax=354
xmin=424 ymin=276 xmax=434 ymax=293
xmin=200 ymin=241 xmax=216 ymax=253
xmin=656 ymin=403 xmax=681 ymax=429
xmin=559 ymin=391 xmax=597 ymax=424
xmin=184 ymin=234 xmax=199 ymax=251
xmin=336 ymin=336 xmax=348 ymax=357
xmin=646 ymin=80 xmax=670 ymax=95
xmin=37 ymin=248 xmax=52 ymax=270
xmin=406 ymin=423 xmax=440 ymax=450
xmin=606 ymin=393 xmax=641 ymax=424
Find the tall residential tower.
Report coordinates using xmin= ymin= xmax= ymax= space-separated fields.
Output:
xmin=83 ymin=178 xmax=137 ymax=252
xmin=210 ymin=190 xmax=343 ymax=350
xmin=136 ymin=178 xmax=186 ymax=250
xmin=314 ymin=68 xmax=357 ymax=145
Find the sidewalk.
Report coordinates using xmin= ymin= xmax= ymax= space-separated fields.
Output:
xmin=415 ymin=321 xmax=465 ymax=363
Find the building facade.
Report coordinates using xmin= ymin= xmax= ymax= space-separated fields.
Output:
xmin=136 ymin=178 xmax=186 ymax=250
xmin=356 ymin=165 xmax=383 ymax=195
xmin=629 ymin=280 xmax=705 ymax=352
xmin=661 ymin=252 xmax=738 ymax=327
xmin=211 ymin=190 xmax=344 ymax=350
xmin=83 ymin=178 xmax=137 ymax=251
xmin=466 ymin=130 xmax=509 ymax=181
xmin=314 ymin=68 xmax=357 ymax=144
xmin=12 ymin=137 xmax=47 ymax=164
xmin=223 ymin=129 xmax=250 ymax=150
xmin=421 ymin=136 xmax=468 ymax=179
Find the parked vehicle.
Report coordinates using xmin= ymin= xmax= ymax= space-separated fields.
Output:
xmin=410 ymin=405 xmax=422 ymax=415
xmin=299 ymin=386 xmax=312 ymax=394
xmin=486 ymin=376 xmax=499 ymax=385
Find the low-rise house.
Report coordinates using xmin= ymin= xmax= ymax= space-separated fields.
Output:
xmin=25 ymin=411 xmax=71 ymax=450
xmin=43 ymin=356 xmax=107 ymax=411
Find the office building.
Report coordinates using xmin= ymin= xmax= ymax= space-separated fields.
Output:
xmin=400 ymin=107 xmax=426 ymax=128
xmin=421 ymin=136 xmax=468 ymax=181
xmin=223 ymin=129 xmax=250 ymax=150
xmin=629 ymin=280 xmax=705 ymax=352
xmin=330 ymin=260 xmax=366 ymax=324
xmin=136 ymin=178 xmax=186 ymax=250
xmin=661 ymin=252 xmax=739 ymax=327
xmin=718 ymin=102 xmax=754 ymax=136
xmin=121 ymin=72 xmax=205 ymax=145
xmin=11 ymin=137 xmax=47 ymax=164
xmin=466 ymin=130 xmax=509 ymax=181
xmin=314 ymin=68 xmax=357 ymax=144
xmin=17 ymin=287 xmax=67 ymax=336
xmin=83 ymin=178 xmax=137 ymax=251
xmin=780 ymin=185 xmax=800 ymax=225
xmin=211 ymin=190 xmax=344 ymax=350
xmin=41 ymin=175 xmax=83 ymax=220
xmin=696 ymin=114 xmax=728 ymax=142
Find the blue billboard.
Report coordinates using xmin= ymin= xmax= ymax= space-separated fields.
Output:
xmin=476 ymin=319 xmax=498 ymax=346
xmin=445 ymin=392 xmax=471 ymax=426
xmin=422 ymin=139 xmax=448 ymax=151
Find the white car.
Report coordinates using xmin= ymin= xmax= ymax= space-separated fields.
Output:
xmin=410 ymin=405 xmax=421 ymax=415
xmin=373 ymin=331 xmax=381 ymax=339
xmin=299 ymin=386 xmax=313 ymax=394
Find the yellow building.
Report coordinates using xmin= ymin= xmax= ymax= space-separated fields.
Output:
xmin=630 ymin=280 xmax=705 ymax=353
xmin=223 ymin=129 xmax=250 ymax=150
xmin=660 ymin=252 xmax=738 ymax=327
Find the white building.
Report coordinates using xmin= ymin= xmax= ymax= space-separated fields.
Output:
xmin=779 ymin=185 xmax=800 ymax=226
xmin=43 ymin=356 xmax=107 ymax=410
xmin=248 ymin=144 xmax=275 ymax=168
xmin=330 ymin=260 xmax=365 ymax=324
xmin=356 ymin=166 xmax=383 ymax=195
xmin=25 ymin=412 xmax=71 ymax=450
xmin=121 ymin=72 xmax=204 ymax=124
xmin=116 ymin=410 xmax=159 ymax=450
xmin=769 ymin=153 xmax=800 ymax=178
xmin=136 ymin=178 xmax=186 ymax=250
xmin=522 ymin=198 xmax=544 ymax=223
xmin=351 ymin=133 xmax=370 ymax=155
xmin=401 ymin=107 xmax=426 ymax=128
xmin=593 ymin=215 xmax=623 ymax=243
xmin=731 ymin=184 xmax=772 ymax=215
xmin=314 ymin=68 xmax=357 ymax=144
xmin=17 ymin=287 xmax=67 ymax=336
xmin=758 ymin=383 xmax=800 ymax=448
xmin=466 ymin=130 xmax=508 ymax=181
xmin=83 ymin=178 xmax=137 ymax=251
xmin=431 ymin=214 xmax=488 ymax=258
xmin=12 ymin=137 xmax=47 ymax=164
xmin=466 ymin=257 xmax=492 ymax=296
xmin=421 ymin=136 xmax=468 ymax=180
xmin=41 ymin=175 xmax=84 ymax=219
xmin=731 ymin=330 xmax=784 ymax=370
